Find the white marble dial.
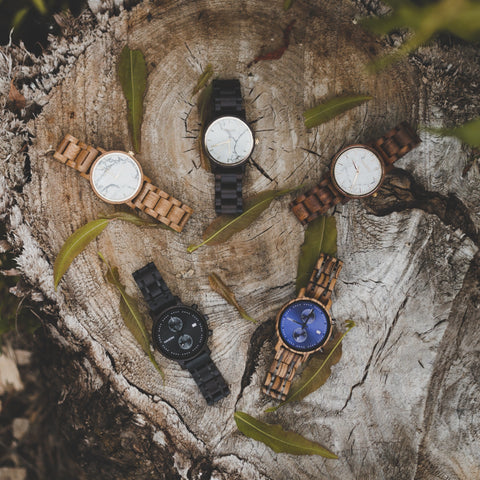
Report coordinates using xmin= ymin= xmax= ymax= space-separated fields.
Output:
xmin=204 ymin=116 xmax=254 ymax=166
xmin=90 ymin=152 xmax=142 ymax=203
xmin=332 ymin=146 xmax=383 ymax=197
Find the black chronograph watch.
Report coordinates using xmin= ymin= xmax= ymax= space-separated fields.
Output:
xmin=133 ymin=263 xmax=230 ymax=405
xmin=202 ymin=79 xmax=255 ymax=215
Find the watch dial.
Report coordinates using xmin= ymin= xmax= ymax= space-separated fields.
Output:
xmin=278 ymin=299 xmax=332 ymax=352
xmin=332 ymin=146 xmax=383 ymax=197
xmin=204 ymin=116 xmax=254 ymax=166
xmin=90 ymin=152 xmax=142 ymax=203
xmin=152 ymin=306 xmax=208 ymax=360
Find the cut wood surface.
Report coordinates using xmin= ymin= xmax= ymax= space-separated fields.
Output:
xmin=1 ymin=0 xmax=479 ymax=478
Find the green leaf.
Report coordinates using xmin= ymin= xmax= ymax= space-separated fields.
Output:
xmin=31 ymin=0 xmax=48 ymax=14
xmin=283 ymin=0 xmax=295 ymax=11
xmin=304 ymin=95 xmax=372 ymax=129
xmin=187 ymin=187 xmax=300 ymax=253
xmin=118 ymin=46 xmax=147 ymax=153
xmin=362 ymin=0 xmax=480 ymax=71
xmin=265 ymin=321 xmax=355 ymax=413
xmin=234 ymin=411 xmax=338 ymax=458
xmin=296 ymin=216 xmax=337 ymax=294
xmin=54 ymin=218 xmax=112 ymax=290
xmin=100 ymin=211 xmax=160 ymax=227
xmin=425 ymin=118 xmax=480 ymax=148
xmin=54 ymin=212 xmax=163 ymax=290
xmin=191 ymin=63 xmax=214 ymax=99
xmin=208 ymin=273 xmax=256 ymax=323
xmin=99 ymin=254 xmax=164 ymax=380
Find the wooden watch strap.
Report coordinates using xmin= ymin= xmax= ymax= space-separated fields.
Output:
xmin=290 ymin=122 xmax=420 ymax=225
xmin=262 ymin=341 xmax=305 ymax=401
xmin=53 ymin=134 xmax=193 ymax=232
xmin=290 ymin=174 xmax=344 ymax=225
xmin=369 ymin=121 xmax=421 ymax=170
xmin=130 ymin=181 xmax=193 ymax=233
xmin=263 ymin=253 xmax=342 ymax=400
xmin=53 ymin=134 xmax=103 ymax=177
xmin=303 ymin=253 xmax=343 ymax=311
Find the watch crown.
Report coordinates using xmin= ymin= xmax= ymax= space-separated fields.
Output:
xmin=191 ymin=303 xmax=198 ymax=310
xmin=255 ymin=138 xmax=259 ymax=145
xmin=127 ymin=151 xmax=135 ymax=156
xmin=209 ymin=329 xmax=213 ymax=337
xmin=332 ymin=318 xmax=337 ymax=325
xmin=372 ymin=192 xmax=378 ymax=198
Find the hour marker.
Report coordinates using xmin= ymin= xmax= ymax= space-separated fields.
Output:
xmin=316 ymin=330 xmax=321 ymax=335
xmin=192 ymin=323 xmax=197 ymax=328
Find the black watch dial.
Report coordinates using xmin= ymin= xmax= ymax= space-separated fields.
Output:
xmin=152 ymin=306 xmax=208 ymax=361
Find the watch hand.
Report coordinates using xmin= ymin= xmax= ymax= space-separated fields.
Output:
xmin=350 ymin=171 xmax=359 ymax=188
xmin=352 ymin=159 xmax=359 ymax=172
xmin=211 ymin=140 xmax=231 ymax=148
xmin=286 ymin=316 xmax=304 ymax=326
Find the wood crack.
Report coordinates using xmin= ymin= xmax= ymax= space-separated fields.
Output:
xmin=364 ymin=168 xmax=479 ymax=247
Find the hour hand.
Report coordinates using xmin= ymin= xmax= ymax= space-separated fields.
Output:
xmin=285 ymin=316 xmax=303 ymax=326
xmin=211 ymin=139 xmax=231 ymax=148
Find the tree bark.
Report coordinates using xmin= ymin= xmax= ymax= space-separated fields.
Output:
xmin=1 ymin=0 xmax=479 ymax=479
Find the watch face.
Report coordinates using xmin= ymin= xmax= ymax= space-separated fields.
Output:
xmin=90 ymin=152 xmax=143 ymax=204
xmin=278 ymin=299 xmax=332 ymax=352
xmin=152 ymin=306 xmax=208 ymax=361
xmin=204 ymin=116 xmax=254 ymax=166
xmin=331 ymin=146 xmax=384 ymax=198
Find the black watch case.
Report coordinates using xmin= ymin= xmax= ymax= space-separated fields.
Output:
xmin=152 ymin=304 xmax=209 ymax=362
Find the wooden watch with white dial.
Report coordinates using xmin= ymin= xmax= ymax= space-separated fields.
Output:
xmin=290 ymin=122 xmax=421 ymax=225
xmin=53 ymin=134 xmax=193 ymax=232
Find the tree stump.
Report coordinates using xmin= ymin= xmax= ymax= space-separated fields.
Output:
xmin=1 ymin=0 xmax=479 ymax=478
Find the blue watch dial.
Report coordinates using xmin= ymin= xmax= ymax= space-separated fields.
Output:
xmin=278 ymin=299 xmax=331 ymax=352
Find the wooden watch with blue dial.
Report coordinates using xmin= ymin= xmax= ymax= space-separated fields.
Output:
xmin=263 ymin=254 xmax=343 ymax=401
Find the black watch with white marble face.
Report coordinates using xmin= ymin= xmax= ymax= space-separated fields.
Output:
xmin=202 ymin=79 xmax=255 ymax=215
xmin=132 ymin=262 xmax=230 ymax=405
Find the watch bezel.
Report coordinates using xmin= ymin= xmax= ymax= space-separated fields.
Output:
xmin=90 ymin=150 xmax=144 ymax=204
xmin=152 ymin=305 xmax=208 ymax=361
xmin=203 ymin=115 xmax=255 ymax=168
xmin=330 ymin=144 xmax=385 ymax=199
xmin=276 ymin=296 xmax=333 ymax=354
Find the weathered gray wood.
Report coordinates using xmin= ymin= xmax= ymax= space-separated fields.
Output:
xmin=1 ymin=0 xmax=479 ymax=478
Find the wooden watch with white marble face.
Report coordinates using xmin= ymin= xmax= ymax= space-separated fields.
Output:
xmin=290 ymin=122 xmax=421 ymax=225
xmin=53 ymin=134 xmax=193 ymax=232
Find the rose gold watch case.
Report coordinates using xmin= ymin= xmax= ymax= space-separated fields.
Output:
xmin=89 ymin=150 xmax=144 ymax=205
xmin=275 ymin=295 xmax=334 ymax=356
xmin=330 ymin=144 xmax=386 ymax=199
